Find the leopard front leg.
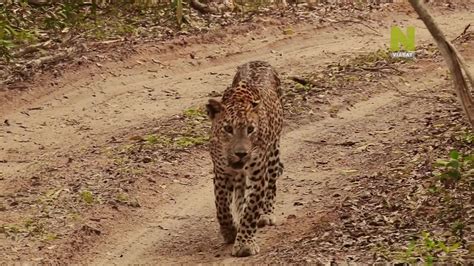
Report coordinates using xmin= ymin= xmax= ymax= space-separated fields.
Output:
xmin=259 ymin=142 xmax=283 ymax=227
xmin=214 ymin=172 xmax=236 ymax=244
xmin=232 ymin=165 xmax=266 ymax=257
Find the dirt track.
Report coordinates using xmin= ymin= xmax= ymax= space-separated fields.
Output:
xmin=1 ymin=3 xmax=473 ymax=264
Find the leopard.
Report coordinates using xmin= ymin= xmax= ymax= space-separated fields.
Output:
xmin=206 ymin=61 xmax=284 ymax=257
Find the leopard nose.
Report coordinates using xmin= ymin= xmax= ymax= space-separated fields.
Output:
xmin=235 ymin=152 xmax=248 ymax=159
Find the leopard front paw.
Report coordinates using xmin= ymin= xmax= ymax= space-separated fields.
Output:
xmin=231 ymin=239 xmax=260 ymax=257
xmin=257 ymin=214 xmax=276 ymax=228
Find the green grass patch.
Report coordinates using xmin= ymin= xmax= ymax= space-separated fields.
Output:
xmin=175 ymin=135 xmax=209 ymax=148
xmin=80 ymin=190 xmax=94 ymax=204
xmin=396 ymin=231 xmax=460 ymax=264
xmin=183 ymin=107 xmax=207 ymax=119
xmin=434 ymin=150 xmax=473 ymax=187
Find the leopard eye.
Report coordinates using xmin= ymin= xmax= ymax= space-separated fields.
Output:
xmin=247 ymin=125 xmax=255 ymax=134
xmin=224 ymin=125 xmax=233 ymax=134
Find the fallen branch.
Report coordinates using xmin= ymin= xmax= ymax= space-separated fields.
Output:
xmin=289 ymin=76 xmax=319 ymax=86
xmin=27 ymin=0 xmax=49 ymax=6
xmin=13 ymin=41 xmax=53 ymax=57
xmin=89 ymin=39 xmax=123 ymax=48
xmin=408 ymin=0 xmax=474 ymax=128
xmin=304 ymin=140 xmax=359 ymax=146
xmin=323 ymin=18 xmax=383 ymax=37
xmin=357 ymin=65 xmax=404 ymax=75
xmin=452 ymin=23 xmax=471 ymax=43
xmin=190 ymin=0 xmax=218 ymax=14
xmin=26 ymin=49 xmax=73 ymax=67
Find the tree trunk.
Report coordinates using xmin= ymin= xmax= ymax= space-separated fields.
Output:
xmin=408 ymin=0 xmax=474 ymax=128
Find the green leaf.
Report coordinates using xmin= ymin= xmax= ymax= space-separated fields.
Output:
xmin=3 ymin=24 xmax=17 ymax=39
xmin=438 ymin=241 xmax=448 ymax=252
xmin=422 ymin=231 xmax=430 ymax=239
xmin=448 ymin=242 xmax=460 ymax=252
xmin=427 ymin=185 xmax=439 ymax=194
xmin=447 ymin=160 xmax=459 ymax=169
xmin=446 ymin=169 xmax=461 ymax=180
xmin=406 ymin=240 xmax=416 ymax=255
xmin=425 ymin=255 xmax=434 ymax=265
xmin=449 ymin=150 xmax=460 ymax=160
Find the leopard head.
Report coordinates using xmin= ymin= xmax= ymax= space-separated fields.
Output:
xmin=207 ymin=97 xmax=261 ymax=170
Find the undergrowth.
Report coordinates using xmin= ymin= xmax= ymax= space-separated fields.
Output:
xmin=0 ymin=1 xmax=182 ymax=61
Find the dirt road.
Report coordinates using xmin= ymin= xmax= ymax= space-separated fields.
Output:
xmin=1 ymin=3 xmax=472 ymax=264
xmin=90 ymin=90 xmax=402 ymax=264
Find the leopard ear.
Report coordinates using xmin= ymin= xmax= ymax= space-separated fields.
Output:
xmin=251 ymin=100 xmax=260 ymax=109
xmin=206 ymin=99 xmax=223 ymax=120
